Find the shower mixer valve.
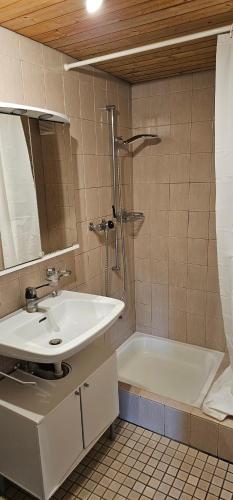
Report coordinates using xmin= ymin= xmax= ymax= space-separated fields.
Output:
xmin=89 ymin=219 xmax=115 ymax=233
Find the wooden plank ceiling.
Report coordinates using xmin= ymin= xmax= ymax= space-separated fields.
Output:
xmin=0 ymin=0 xmax=233 ymax=83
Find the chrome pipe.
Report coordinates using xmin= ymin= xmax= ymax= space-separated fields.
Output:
xmin=106 ymin=104 xmax=120 ymax=271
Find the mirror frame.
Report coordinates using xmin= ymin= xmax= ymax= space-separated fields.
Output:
xmin=0 ymin=102 xmax=69 ymax=124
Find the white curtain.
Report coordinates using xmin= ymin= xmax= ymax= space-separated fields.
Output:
xmin=0 ymin=115 xmax=42 ymax=268
xmin=203 ymin=34 xmax=233 ymax=420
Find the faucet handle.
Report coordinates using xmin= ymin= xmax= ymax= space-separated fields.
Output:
xmin=59 ymin=269 xmax=72 ymax=277
xmin=25 ymin=283 xmax=50 ymax=299
xmin=46 ymin=267 xmax=56 ymax=278
xmin=25 ymin=287 xmax=37 ymax=299
xmin=46 ymin=267 xmax=72 ymax=283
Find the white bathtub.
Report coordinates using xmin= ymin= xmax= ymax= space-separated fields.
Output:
xmin=117 ymin=333 xmax=224 ymax=407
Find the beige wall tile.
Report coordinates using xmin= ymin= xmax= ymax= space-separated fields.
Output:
xmin=170 ymin=184 xmax=189 ymax=211
xmin=208 ymin=240 xmax=217 ymax=267
xmin=191 ymin=121 xmax=213 ymax=153
xmin=70 ymin=118 xmax=83 ymax=155
xmin=190 ymin=153 xmax=212 ymax=182
xmin=135 ymin=281 xmax=151 ymax=306
xmin=169 ymin=211 xmax=188 ymax=237
xmin=19 ymin=36 xmax=43 ymax=66
xmin=208 ymin=212 xmax=216 ymax=239
xmin=151 ymin=184 xmax=169 ymax=210
xmin=84 ymin=155 xmax=99 ymax=188
xmin=22 ymin=61 xmax=46 ymax=108
xmin=85 ymin=187 xmax=100 ymax=220
xmin=63 ymin=71 xmax=80 ymax=118
xmin=190 ymin=415 xmax=219 ymax=455
xmin=0 ymin=276 xmax=21 ymax=319
xmin=187 ymin=264 xmax=207 ymax=291
xmin=188 ymin=212 xmax=209 ymax=239
xmin=168 ymin=74 xmax=192 ymax=92
xmin=192 ymin=70 xmax=215 ymax=89
xmin=206 ymin=292 xmax=222 ymax=318
xmin=75 ymin=188 xmax=86 ymax=223
xmin=151 ymin=236 xmax=169 ymax=262
xmin=98 ymin=156 xmax=112 ymax=187
xmin=169 ymin=286 xmax=187 ymax=312
xmin=75 ymin=252 xmax=88 ymax=286
xmin=169 ymin=262 xmax=187 ymax=288
xmin=152 ymin=284 xmax=168 ymax=312
xmin=151 ymin=211 xmax=169 ymax=237
xmin=149 ymin=94 xmax=170 ymax=127
xmin=44 ymin=69 xmax=65 ymax=113
xmin=169 ymin=309 xmax=186 ymax=342
xmin=43 ymin=45 xmax=62 ymax=70
xmin=170 ymin=124 xmax=190 ymax=154
xmin=169 ymin=237 xmax=187 ymax=263
xmin=0 ymin=27 xmax=20 ymax=58
xmin=135 ymin=258 xmax=150 ymax=283
xmin=187 ymin=313 xmax=205 ymax=346
xmin=152 ymin=260 xmax=169 ymax=285
xmin=0 ymin=54 xmax=24 ymax=103
xmin=170 ymin=91 xmax=191 ymax=124
xmin=209 ymin=183 xmax=216 ymax=211
xmin=134 ymin=183 xmax=151 ymax=211
xmin=206 ymin=315 xmax=225 ymax=352
xmin=206 ymin=266 xmax=219 ymax=293
xmin=136 ymin=302 xmax=151 ymax=327
xmin=135 ymin=233 xmax=150 ymax=259
xmin=189 ymin=183 xmax=210 ymax=211
xmin=187 ymin=289 xmax=206 ymax=315
xmin=82 ymin=119 xmax=97 ymax=155
xmin=169 ymin=154 xmax=190 ymax=183
xmin=80 ymin=80 xmax=95 ymax=121
xmin=151 ymin=308 xmax=168 ymax=336
xmin=192 ymin=88 xmax=214 ymax=122
xmin=188 ymin=238 xmax=208 ymax=266
xmin=133 ymin=71 xmax=216 ymax=350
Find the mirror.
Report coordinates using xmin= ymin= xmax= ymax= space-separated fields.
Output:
xmin=0 ymin=106 xmax=77 ymax=271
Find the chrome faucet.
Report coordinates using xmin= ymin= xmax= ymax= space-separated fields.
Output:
xmin=46 ymin=267 xmax=72 ymax=284
xmin=25 ymin=267 xmax=72 ymax=313
xmin=25 ymin=284 xmax=58 ymax=313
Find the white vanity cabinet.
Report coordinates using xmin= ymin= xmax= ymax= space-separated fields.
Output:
xmin=81 ymin=353 xmax=119 ymax=448
xmin=0 ymin=352 xmax=119 ymax=500
xmin=38 ymin=390 xmax=83 ymax=499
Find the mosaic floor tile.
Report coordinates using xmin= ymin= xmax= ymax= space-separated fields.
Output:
xmin=2 ymin=418 xmax=233 ymax=499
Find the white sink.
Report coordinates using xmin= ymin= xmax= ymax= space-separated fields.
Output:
xmin=0 ymin=291 xmax=124 ymax=363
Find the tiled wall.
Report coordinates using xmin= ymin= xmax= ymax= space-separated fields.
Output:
xmin=132 ymin=70 xmax=225 ymax=352
xmin=0 ymin=27 xmax=135 ymax=372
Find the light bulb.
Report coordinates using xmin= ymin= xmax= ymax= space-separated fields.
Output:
xmin=86 ymin=0 xmax=103 ymax=13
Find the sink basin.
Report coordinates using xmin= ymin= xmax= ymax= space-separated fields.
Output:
xmin=0 ymin=291 xmax=124 ymax=363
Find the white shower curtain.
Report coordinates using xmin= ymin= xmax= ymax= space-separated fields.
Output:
xmin=203 ymin=33 xmax=233 ymax=420
xmin=0 ymin=115 xmax=42 ymax=268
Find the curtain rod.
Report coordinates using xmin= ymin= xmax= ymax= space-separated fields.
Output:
xmin=64 ymin=24 xmax=232 ymax=71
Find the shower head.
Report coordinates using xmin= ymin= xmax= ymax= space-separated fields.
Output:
xmin=116 ymin=133 xmax=159 ymax=145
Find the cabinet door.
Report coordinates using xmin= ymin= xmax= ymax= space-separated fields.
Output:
xmin=38 ymin=390 xmax=83 ymax=499
xmin=81 ymin=354 xmax=119 ymax=448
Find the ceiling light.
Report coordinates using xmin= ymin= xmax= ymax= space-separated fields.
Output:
xmin=86 ymin=0 xmax=103 ymax=13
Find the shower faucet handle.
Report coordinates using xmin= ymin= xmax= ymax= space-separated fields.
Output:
xmin=89 ymin=219 xmax=115 ymax=232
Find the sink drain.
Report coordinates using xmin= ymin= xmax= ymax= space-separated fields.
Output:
xmin=49 ymin=338 xmax=62 ymax=345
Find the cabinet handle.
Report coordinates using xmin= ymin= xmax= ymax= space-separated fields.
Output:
xmin=75 ymin=390 xmax=80 ymax=396
xmin=83 ymin=382 xmax=89 ymax=388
